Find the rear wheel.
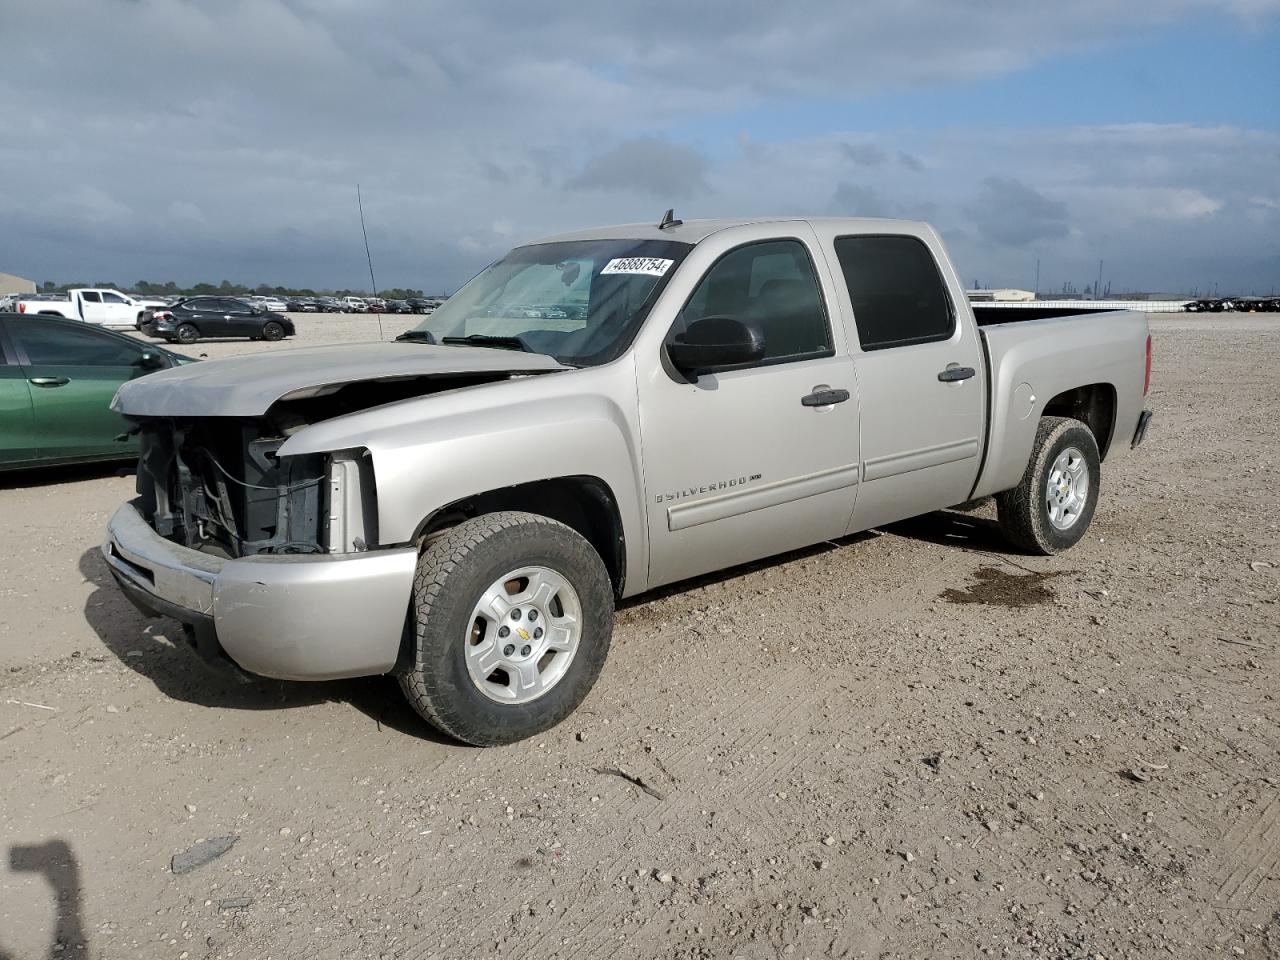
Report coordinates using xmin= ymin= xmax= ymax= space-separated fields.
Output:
xmin=398 ymin=511 xmax=614 ymax=746
xmin=175 ymin=323 xmax=199 ymax=344
xmin=996 ymin=416 xmax=1100 ymax=554
xmin=261 ymin=320 xmax=285 ymax=341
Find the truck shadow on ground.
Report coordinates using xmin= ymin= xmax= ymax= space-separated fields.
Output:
xmin=76 ymin=549 xmax=449 ymax=743
xmin=619 ymin=506 xmax=1024 ymax=614
xmin=0 ymin=461 xmax=133 ymax=491
xmin=0 ymin=839 xmax=88 ymax=959
xmin=882 ymin=505 xmax=1015 ymax=554
xmin=77 ymin=508 xmax=1022 ymax=741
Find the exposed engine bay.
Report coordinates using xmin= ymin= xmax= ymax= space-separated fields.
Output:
xmin=130 ymin=372 xmax=523 ymax=558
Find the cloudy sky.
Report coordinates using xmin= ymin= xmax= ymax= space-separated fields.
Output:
xmin=1 ymin=0 xmax=1278 ymax=294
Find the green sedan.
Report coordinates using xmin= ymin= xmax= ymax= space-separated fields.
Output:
xmin=0 ymin=313 xmax=194 ymax=472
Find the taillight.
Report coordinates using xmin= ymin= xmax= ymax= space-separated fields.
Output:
xmin=17 ymin=302 xmax=25 ymax=313
xmin=1143 ymin=334 xmax=1152 ymax=396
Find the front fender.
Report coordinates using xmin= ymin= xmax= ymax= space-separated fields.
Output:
xmin=276 ymin=366 xmax=649 ymax=593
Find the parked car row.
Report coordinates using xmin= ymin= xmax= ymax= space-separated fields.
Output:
xmin=1184 ymin=297 xmax=1280 ymax=312
xmin=248 ymin=294 xmax=445 ymax=314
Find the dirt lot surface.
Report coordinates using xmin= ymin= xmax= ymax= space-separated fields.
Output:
xmin=1 ymin=313 xmax=1277 ymax=960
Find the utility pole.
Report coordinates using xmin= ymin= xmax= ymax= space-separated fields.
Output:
xmin=1096 ymin=260 xmax=1103 ymax=301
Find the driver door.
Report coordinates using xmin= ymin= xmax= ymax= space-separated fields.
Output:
xmin=99 ymin=291 xmax=136 ymax=327
xmin=8 ymin=318 xmax=153 ymax=461
xmin=636 ymin=229 xmax=861 ymax=588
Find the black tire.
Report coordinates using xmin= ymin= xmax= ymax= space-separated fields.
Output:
xmin=398 ymin=511 xmax=614 ymax=746
xmin=175 ymin=323 xmax=199 ymax=344
xmin=261 ymin=321 xmax=285 ymax=341
xmin=996 ymin=416 xmax=1100 ymax=555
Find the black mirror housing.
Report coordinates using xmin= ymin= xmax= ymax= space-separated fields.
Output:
xmin=667 ymin=316 xmax=764 ymax=377
xmin=138 ymin=351 xmax=165 ymax=369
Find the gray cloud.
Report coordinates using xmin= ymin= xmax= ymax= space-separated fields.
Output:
xmin=829 ymin=183 xmax=892 ymax=217
xmin=567 ymin=138 xmax=710 ymax=199
xmin=0 ymin=1 xmax=1276 ymax=292
xmin=897 ymin=151 xmax=926 ymax=172
xmin=968 ymin=177 xmax=1071 ymax=246
xmin=840 ymin=142 xmax=887 ymax=167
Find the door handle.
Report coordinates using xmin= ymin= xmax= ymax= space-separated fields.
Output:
xmin=801 ymin=387 xmax=851 ymax=407
xmin=29 ymin=376 xmax=70 ymax=387
xmin=937 ymin=366 xmax=976 ymax=383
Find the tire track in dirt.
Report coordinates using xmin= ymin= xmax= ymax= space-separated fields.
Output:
xmin=1214 ymin=795 xmax=1280 ymax=907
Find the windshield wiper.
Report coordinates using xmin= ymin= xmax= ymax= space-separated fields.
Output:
xmin=394 ymin=329 xmax=437 ymax=343
xmin=440 ymin=334 xmax=530 ymax=352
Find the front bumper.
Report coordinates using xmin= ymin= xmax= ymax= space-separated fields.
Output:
xmin=102 ymin=501 xmax=417 ymax=681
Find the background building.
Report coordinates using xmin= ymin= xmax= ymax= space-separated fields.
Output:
xmin=0 ymin=272 xmax=36 ymax=297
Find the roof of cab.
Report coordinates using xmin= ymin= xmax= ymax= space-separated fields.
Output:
xmin=529 ymin=216 xmax=930 ymax=246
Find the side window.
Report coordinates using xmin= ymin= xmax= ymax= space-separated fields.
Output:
xmin=11 ymin=321 xmax=141 ymax=366
xmin=674 ymin=239 xmax=831 ymax=363
xmin=101 ymin=292 xmax=127 ymax=304
xmin=80 ymin=291 xmax=102 ymax=303
xmin=834 ymin=236 xmax=954 ymax=351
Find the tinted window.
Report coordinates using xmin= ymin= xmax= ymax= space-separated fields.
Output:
xmin=80 ymin=291 xmax=102 ymax=303
xmin=674 ymin=239 xmax=830 ymax=363
xmin=11 ymin=321 xmax=141 ymax=366
xmin=101 ymin=292 xmax=127 ymax=304
xmin=834 ymin=236 xmax=953 ymax=351
xmin=184 ymin=298 xmax=217 ymax=311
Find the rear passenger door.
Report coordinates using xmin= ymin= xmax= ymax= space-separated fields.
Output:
xmin=812 ymin=228 xmax=986 ymax=532
xmin=0 ymin=321 xmax=36 ymax=467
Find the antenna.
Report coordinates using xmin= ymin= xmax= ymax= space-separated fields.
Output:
xmin=657 ymin=208 xmax=682 ymax=230
xmin=357 ymin=184 xmax=384 ymax=340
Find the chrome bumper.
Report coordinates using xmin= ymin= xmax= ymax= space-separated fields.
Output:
xmin=102 ymin=502 xmax=417 ymax=681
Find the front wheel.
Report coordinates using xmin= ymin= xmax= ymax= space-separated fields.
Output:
xmin=175 ymin=323 xmax=199 ymax=344
xmin=398 ymin=511 xmax=614 ymax=746
xmin=996 ymin=416 xmax=1101 ymax=555
xmin=261 ymin=320 xmax=285 ymax=341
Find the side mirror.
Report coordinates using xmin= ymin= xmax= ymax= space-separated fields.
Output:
xmin=137 ymin=351 xmax=165 ymax=369
xmin=666 ymin=316 xmax=764 ymax=377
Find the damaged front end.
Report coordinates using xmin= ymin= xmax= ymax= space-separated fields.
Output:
xmin=133 ymin=416 xmax=375 ymax=559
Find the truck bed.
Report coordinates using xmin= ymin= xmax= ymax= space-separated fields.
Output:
xmin=970 ymin=308 xmax=1149 ymax=501
xmin=972 ymin=305 xmax=1119 ymax=325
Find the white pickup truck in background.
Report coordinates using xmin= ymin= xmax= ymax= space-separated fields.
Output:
xmin=10 ymin=288 xmax=167 ymax=328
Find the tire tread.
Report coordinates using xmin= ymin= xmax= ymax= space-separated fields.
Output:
xmin=398 ymin=511 xmax=612 ymax=745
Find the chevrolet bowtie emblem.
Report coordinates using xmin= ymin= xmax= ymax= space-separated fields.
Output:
xmin=517 ymin=628 xmax=530 ymax=641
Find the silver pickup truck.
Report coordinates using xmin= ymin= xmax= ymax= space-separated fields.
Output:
xmin=102 ymin=216 xmax=1153 ymax=745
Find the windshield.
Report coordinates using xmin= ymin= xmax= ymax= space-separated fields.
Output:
xmin=407 ymin=238 xmax=692 ymax=366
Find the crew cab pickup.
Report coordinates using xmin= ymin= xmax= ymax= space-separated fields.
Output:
xmin=14 ymin=288 xmax=166 ymax=328
xmin=101 ymin=216 xmax=1154 ymax=745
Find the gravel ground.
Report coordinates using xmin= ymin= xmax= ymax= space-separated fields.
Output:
xmin=0 ymin=313 xmax=1277 ymax=960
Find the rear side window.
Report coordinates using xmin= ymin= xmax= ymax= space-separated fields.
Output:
xmin=674 ymin=239 xmax=831 ymax=364
xmin=80 ymin=291 xmax=102 ymax=303
xmin=11 ymin=320 xmax=141 ymax=366
xmin=834 ymin=236 xmax=954 ymax=351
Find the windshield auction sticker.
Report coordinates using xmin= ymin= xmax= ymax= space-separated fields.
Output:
xmin=600 ymin=257 xmax=674 ymax=277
